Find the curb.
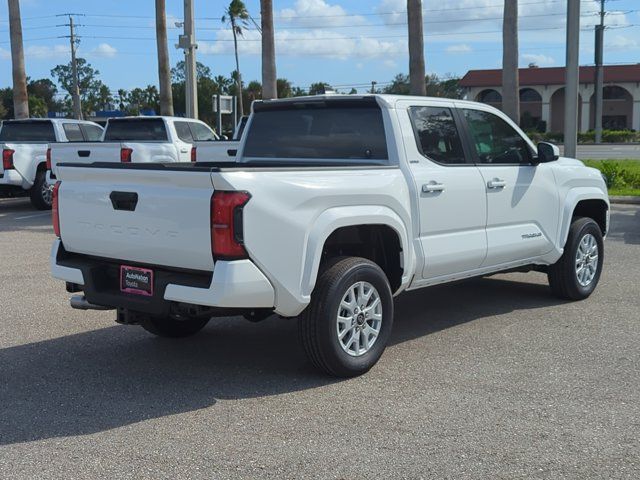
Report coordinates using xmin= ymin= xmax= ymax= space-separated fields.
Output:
xmin=610 ymin=196 xmax=640 ymax=205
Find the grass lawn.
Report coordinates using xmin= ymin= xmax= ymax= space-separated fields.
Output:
xmin=583 ymin=159 xmax=640 ymax=196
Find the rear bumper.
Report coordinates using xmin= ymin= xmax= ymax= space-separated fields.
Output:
xmin=50 ymin=239 xmax=275 ymax=316
xmin=0 ymin=170 xmax=29 ymax=190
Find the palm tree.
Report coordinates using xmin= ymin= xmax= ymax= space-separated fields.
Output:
xmin=261 ymin=0 xmax=277 ymax=99
xmin=8 ymin=0 xmax=29 ymax=118
xmin=502 ymin=0 xmax=519 ymax=123
xmin=407 ymin=0 xmax=425 ymax=96
xmin=155 ymin=0 xmax=174 ymax=115
xmin=222 ymin=0 xmax=250 ymax=116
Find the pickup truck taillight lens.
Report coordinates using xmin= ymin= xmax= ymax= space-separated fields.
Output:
xmin=52 ymin=181 xmax=61 ymax=237
xmin=191 ymin=146 xmax=196 ymax=162
xmin=120 ymin=147 xmax=133 ymax=163
xmin=211 ymin=191 xmax=251 ymax=260
xmin=2 ymin=149 xmax=15 ymax=169
xmin=46 ymin=147 xmax=52 ymax=170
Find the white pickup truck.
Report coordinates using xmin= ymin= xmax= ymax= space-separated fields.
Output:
xmin=51 ymin=95 xmax=609 ymax=377
xmin=0 ymin=118 xmax=103 ymax=209
xmin=48 ymin=116 xmax=238 ymax=179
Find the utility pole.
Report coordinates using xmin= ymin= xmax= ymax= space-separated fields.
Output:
xmin=8 ymin=0 xmax=29 ymax=119
xmin=177 ymin=0 xmax=198 ymax=118
xmin=594 ymin=0 xmax=605 ymax=143
xmin=407 ymin=0 xmax=426 ymax=96
xmin=69 ymin=16 xmax=82 ymax=119
xmin=564 ymin=0 xmax=581 ymax=158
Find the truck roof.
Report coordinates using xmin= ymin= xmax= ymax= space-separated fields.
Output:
xmin=253 ymin=94 xmax=482 ymax=110
xmin=2 ymin=118 xmax=100 ymax=126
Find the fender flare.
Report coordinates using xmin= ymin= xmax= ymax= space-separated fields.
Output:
xmin=558 ymin=187 xmax=609 ymax=248
xmin=300 ymin=205 xmax=414 ymax=298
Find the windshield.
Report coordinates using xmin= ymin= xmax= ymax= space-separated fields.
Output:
xmin=0 ymin=121 xmax=55 ymax=142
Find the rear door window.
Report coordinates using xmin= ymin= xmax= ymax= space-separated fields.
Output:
xmin=408 ymin=106 xmax=467 ymax=165
xmin=0 ymin=121 xmax=56 ymax=142
xmin=188 ymin=122 xmax=216 ymax=141
xmin=244 ymin=100 xmax=388 ymax=162
xmin=63 ymin=123 xmax=84 ymax=142
xmin=104 ymin=119 xmax=168 ymax=141
xmin=80 ymin=124 xmax=104 ymax=141
xmin=174 ymin=122 xmax=194 ymax=143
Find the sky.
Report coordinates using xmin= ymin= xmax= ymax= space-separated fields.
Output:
xmin=0 ymin=0 xmax=638 ymax=95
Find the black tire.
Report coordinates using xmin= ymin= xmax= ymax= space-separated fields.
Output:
xmin=548 ymin=217 xmax=604 ymax=300
xmin=29 ymin=169 xmax=52 ymax=210
xmin=299 ymin=257 xmax=394 ymax=377
xmin=140 ymin=316 xmax=209 ymax=338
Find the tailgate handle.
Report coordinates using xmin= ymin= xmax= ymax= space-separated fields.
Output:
xmin=110 ymin=191 xmax=138 ymax=211
xmin=77 ymin=150 xmax=91 ymax=157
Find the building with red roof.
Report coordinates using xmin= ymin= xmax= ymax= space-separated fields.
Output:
xmin=459 ymin=64 xmax=640 ymax=133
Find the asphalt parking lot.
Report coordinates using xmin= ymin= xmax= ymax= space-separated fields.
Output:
xmin=0 ymin=197 xmax=638 ymax=479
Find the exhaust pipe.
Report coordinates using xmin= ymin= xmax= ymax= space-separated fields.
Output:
xmin=70 ymin=295 xmax=114 ymax=311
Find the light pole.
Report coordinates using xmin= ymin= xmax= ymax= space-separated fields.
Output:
xmin=564 ymin=0 xmax=581 ymax=158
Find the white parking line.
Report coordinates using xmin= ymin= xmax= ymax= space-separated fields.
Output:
xmin=14 ymin=212 xmax=51 ymax=220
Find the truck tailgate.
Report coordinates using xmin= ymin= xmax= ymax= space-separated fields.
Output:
xmin=57 ymin=165 xmax=215 ymax=271
xmin=50 ymin=143 xmax=120 ymax=175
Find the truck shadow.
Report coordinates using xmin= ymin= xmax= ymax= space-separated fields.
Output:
xmin=0 ymin=198 xmax=52 ymax=234
xmin=0 ymin=275 xmax=561 ymax=445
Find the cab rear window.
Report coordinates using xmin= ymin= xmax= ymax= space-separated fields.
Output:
xmin=244 ymin=100 xmax=388 ymax=163
xmin=104 ymin=119 xmax=168 ymax=141
xmin=0 ymin=121 xmax=55 ymax=142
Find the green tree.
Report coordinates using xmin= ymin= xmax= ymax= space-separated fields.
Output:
xmin=276 ymin=78 xmax=292 ymax=98
xmin=222 ymin=0 xmax=250 ymax=116
xmin=50 ymin=58 xmax=108 ymax=115
xmin=383 ymin=74 xmax=410 ymax=95
xmin=27 ymin=78 xmax=60 ymax=112
xmin=171 ymin=60 xmax=212 ymax=83
xmin=308 ymin=82 xmax=331 ymax=95
xmin=28 ymin=95 xmax=47 ymax=117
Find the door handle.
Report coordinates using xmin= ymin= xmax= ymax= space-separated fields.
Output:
xmin=422 ymin=182 xmax=445 ymax=193
xmin=487 ymin=178 xmax=507 ymax=189
xmin=180 ymin=148 xmax=189 ymax=153
xmin=110 ymin=191 xmax=138 ymax=211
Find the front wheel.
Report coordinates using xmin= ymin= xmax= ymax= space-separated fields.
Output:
xmin=29 ymin=169 xmax=52 ymax=210
xmin=140 ymin=315 xmax=209 ymax=338
xmin=548 ymin=217 xmax=604 ymax=300
xmin=298 ymin=257 xmax=394 ymax=377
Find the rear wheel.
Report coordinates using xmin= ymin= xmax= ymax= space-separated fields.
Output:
xmin=29 ymin=169 xmax=52 ymax=210
xmin=299 ymin=257 xmax=394 ymax=377
xmin=140 ymin=316 xmax=209 ymax=338
xmin=548 ymin=217 xmax=604 ymax=300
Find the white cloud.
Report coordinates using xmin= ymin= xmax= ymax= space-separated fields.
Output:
xmin=606 ymin=34 xmax=639 ymax=50
xmin=0 ymin=47 xmax=10 ymax=60
xmin=199 ymin=28 xmax=406 ymax=60
xmin=278 ymin=0 xmax=367 ymax=27
xmin=89 ymin=43 xmax=118 ymax=58
xmin=446 ymin=44 xmax=472 ymax=54
xmin=521 ymin=53 xmax=555 ymax=66
xmin=24 ymin=44 xmax=69 ymax=59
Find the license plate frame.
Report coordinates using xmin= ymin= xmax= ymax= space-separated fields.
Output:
xmin=120 ymin=265 xmax=154 ymax=297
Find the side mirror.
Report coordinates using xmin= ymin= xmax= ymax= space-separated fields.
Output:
xmin=535 ymin=142 xmax=559 ymax=165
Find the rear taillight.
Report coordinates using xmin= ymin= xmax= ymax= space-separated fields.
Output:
xmin=2 ymin=149 xmax=15 ymax=170
xmin=120 ymin=147 xmax=133 ymax=163
xmin=191 ymin=146 xmax=196 ymax=162
xmin=52 ymin=181 xmax=61 ymax=237
xmin=211 ymin=191 xmax=251 ymax=260
xmin=46 ymin=147 xmax=52 ymax=170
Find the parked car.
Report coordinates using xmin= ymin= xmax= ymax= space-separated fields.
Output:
xmin=50 ymin=95 xmax=609 ymax=377
xmin=48 ymin=116 xmax=238 ymax=179
xmin=0 ymin=118 xmax=103 ymax=209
